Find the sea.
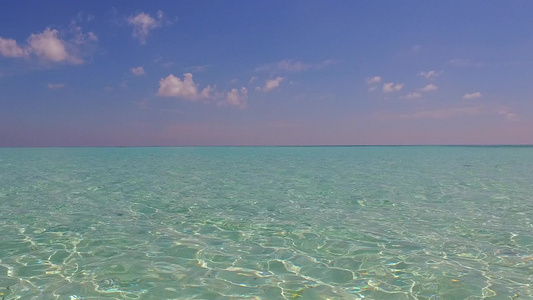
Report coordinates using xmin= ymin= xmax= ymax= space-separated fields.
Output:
xmin=0 ymin=146 xmax=531 ymax=299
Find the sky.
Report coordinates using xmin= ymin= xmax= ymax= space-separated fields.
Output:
xmin=1 ymin=1 xmax=533 ymax=146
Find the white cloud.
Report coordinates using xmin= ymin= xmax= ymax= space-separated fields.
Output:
xmin=419 ymin=70 xmax=439 ymax=79
xmin=28 ymin=28 xmax=83 ymax=64
xmin=418 ymin=84 xmax=438 ymax=92
xmin=463 ymin=92 xmax=482 ymax=99
xmin=199 ymin=85 xmax=212 ymax=99
xmin=0 ymin=38 xmax=28 ymax=57
xmin=383 ymin=82 xmax=403 ymax=93
xmin=157 ymin=74 xmax=248 ymax=109
xmin=366 ymin=76 xmax=381 ymax=84
xmin=47 ymin=83 xmax=65 ymax=89
xmin=0 ymin=14 xmax=98 ymax=65
xmin=368 ymin=86 xmax=377 ymax=92
xmin=1 ymin=26 xmax=96 ymax=65
xmin=249 ymin=76 xmax=257 ymax=83
xmin=130 ymin=66 xmax=145 ymax=76
xmin=225 ymin=87 xmax=248 ymax=108
xmin=399 ymin=92 xmax=422 ymax=99
xmin=157 ymin=73 xmax=211 ymax=100
xmin=127 ymin=11 xmax=163 ymax=44
xmin=257 ymin=77 xmax=284 ymax=92
xmin=255 ymin=59 xmax=338 ymax=73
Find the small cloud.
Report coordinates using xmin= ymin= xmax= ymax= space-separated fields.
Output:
xmin=365 ymin=76 xmax=381 ymax=84
xmin=383 ymin=82 xmax=403 ymax=93
xmin=29 ymin=28 xmax=86 ymax=64
xmin=225 ymin=87 xmax=248 ymax=108
xmin=229 ymin=78 xmax=239 ymax=84
xmin=0 ymin=26 xmax=96 ymax=65
xmin=156 ymin=73 xmax=246 ymax=109
xmin=278 ymin=59 xmax=308 ymax=72
xmin=0 ymin=38 xmax=29 ymax=58
xmin=463 ymin=92 xmax=482 ymax=100
xmin=87 ymin=32 xmax=98 ymax=41
xmin=199 ymin=85 xmax=212 ymax=99
xmin=127 ymin=11 xmax=164 ymax=44
xmin=47 ymin=83 xmax=65 ymax=89
xmin=249 ymin=76 xmax=257 ymax=83
xmin=399 ymin=92 xmax=422 ymax=99
xmin=419 ymin=70 xmax=440 ymax=79
xmin=157 ymin=73 xmax=211 ymax=100
xmin=130 ymin=66 xmax=145 ymax=76
xmin=70 ymin=25 xmax=98 ymax=44
xmin=29 ymin=28 xmax=81 ymax=64
xmin=498 ymin=109 xmax=519 ymax=121
xmin=418 ymin=84 xmax=438 ymax=92
xmin=257 ymin=77 xmax=284 ymax=92
xmin=72 ymin=11 xmax=95 ymax=24
xmin=368 ymin=86 xmax=377 ymax=92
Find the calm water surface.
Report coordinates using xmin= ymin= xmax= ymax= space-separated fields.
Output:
xmin=0 ymin=146 xmax=532 ymax=299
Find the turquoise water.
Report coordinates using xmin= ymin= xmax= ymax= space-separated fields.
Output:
xmin=0 ymin=146 xmax=532 ymax=299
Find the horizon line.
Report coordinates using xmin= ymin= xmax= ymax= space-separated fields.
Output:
xmin=2 ymin=144 xmax=533 ymax=149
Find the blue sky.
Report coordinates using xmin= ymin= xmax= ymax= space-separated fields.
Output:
xmin=1 ymin=1 xmax=533 ymax=146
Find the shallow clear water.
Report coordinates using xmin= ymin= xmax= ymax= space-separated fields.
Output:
xmin=0 ymin=146 xmax=532 ymax=299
